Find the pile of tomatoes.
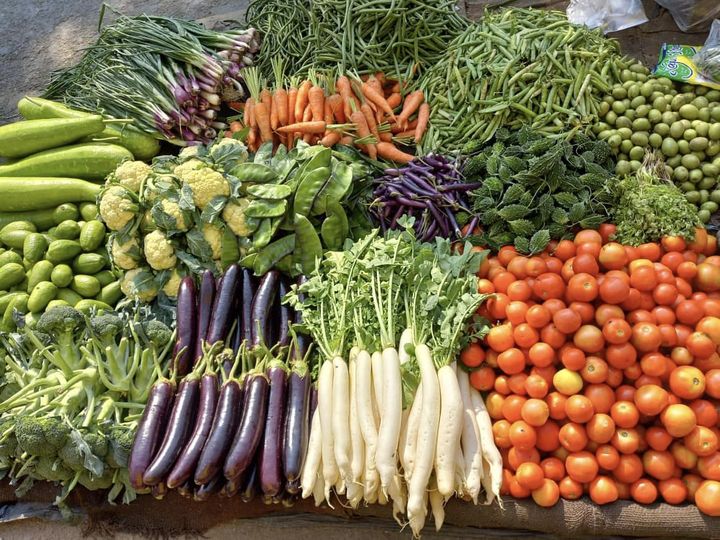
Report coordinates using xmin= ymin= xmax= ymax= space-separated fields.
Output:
xmin=460 ymin=225 xmax=720 ymax=516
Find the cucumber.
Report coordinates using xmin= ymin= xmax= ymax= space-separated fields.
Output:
xmin=50 ymin=264 xmax=73 ymax=288
xmin=53 ymin=203 xmax=80 ymax=224
xmin=75 ymin=299 xmax=113 ymax=314
xmin=0 ymin=178 xmax=100 ymax=212
xmin=0 ymin=229 xmax=32 ymax=249
xmin=0 ymin=251 xmax=22 ymax=267
xmin=79 ymin=203 xmax=99 ymax=221
xmin=0 ymin=143 xmax=133 ymax=181
xmin=56 ymin=287 xmax=82 ymax=306
xmin=0 ymin=116 xmax=106 ymax=159
xmin=72 ymin=253 xmax=106 ymax=274
xmin=0 ymin=208 xmax=56 ymax=230
xmin=79 ymin=220 xmax=106 ymax=251
xmin=28 ymin=281 xmax=58 ymax=313
xmin=18 ymin=97 xmax=160 ymax=161
xmin=23 ymin=233 xmax=48 ymax=263
xmin=0 ymin=263 xmax=26 ymax=290
xmin=27 ymin=260 xmax=54 ymax=292
xmin=97 ymin=281 xmax=122 ymax=305
xmin=70 ymin=274 xmax=101 ymax=298
xmin=46 ymin=239 xmax=82 ymax=263
xmin=0 ymin=292 xmax=29 ymax=313
xmin=54 ymin=220 xmax=81 ymax=240
xmin=93 ymin=269 xmax=116 ymax=287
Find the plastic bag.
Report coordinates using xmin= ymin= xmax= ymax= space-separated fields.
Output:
xmin=567 ymin=0 xmax=648 ymax=33
xmin=695 ymin=19 xmax=720 ymax=82
xmin=654 ymin=0 xmax=720 ymax=32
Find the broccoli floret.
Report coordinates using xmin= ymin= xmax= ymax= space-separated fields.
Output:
xmin=0 ymin=419 xmax=17 ymax=458
xmin=141 ymin=320 xmax=172 ymax=349
xmin=106 ymin=423 xmax=135 ymax=469
xmin=85 ymin=432 xmax=108 ymax=458
xmin=35 ymin=307 xmax=86 ymax=375
xmin=15 ymin=416 xmax=70 ymax=457
xmin=34 ymin=456 xmax=73 ymax=483
xmin=89 ymin=314 xmax=123 ymax=350
xmin=58 ymin=442 xmax=84 ymax=472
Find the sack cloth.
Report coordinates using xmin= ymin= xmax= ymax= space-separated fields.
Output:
xmin=0 ymin=482 xmax=718 ymax=538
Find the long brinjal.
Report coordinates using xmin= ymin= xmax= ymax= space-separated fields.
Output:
xmin=206 ymin=264 xmax=241 ymax=345
xmin=250 ymin=271 xmax=280 ymax=348
xmin=194 ymin=378 xmax=244 ymax=485
xmin=277 ymin=278 xmax=293 ymax=348
xmin=283 ymin=368 xmax=311 ymax=486
xmin=240 ymin=461 xmax=259 ymax=503
xmin=223 ymin=373 xmax=269 ymax=481
xmin=259 ymin=364 xmax=287 ymax=497
xmin=142 ymin=377 xmax=201 ymax=486
xmin=193 ymin=472 xmax=223 ymax=501
xmin=173 ymin=277 xmax=197 ymax=376
xmin=240 ymin=268 xmax=256 ymax=346
xmin=193 ymin=270 xmax=216 ymax=363
xmin=166 ymin=373 xmax=219 ymax=489
xmin=128 ymin=379 xmax=175 ymax=490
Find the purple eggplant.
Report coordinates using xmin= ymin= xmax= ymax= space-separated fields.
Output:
xmin=220 ymin=474 xmax=243 ymax=498
xmin=250 ymin=271 xmax=280 ymax=348
xmin=206 ymin=264 xmax=241 ymax=345
xmin=151 ymin=482 xmax=168 ymax=500
xmin=194 ymin=472 xmax=223 ymax=501
xmin=240 ymin=462 xmax=258 ymax=503
xmin=194 ymin=379 xmax=244 ymax=485
xmin=277 ymin=279 xmax=293 ymax=348
xmin=285 ymin=477 xmax=301 ymax=496
xmin=177 ymin=480 xmax=194 ymax=499
xmin=240 ymin=268 xmax=256 ymax=346
xmin=193 ymin=270 xmax=216 ymax=362
xmin=259 ymin=364 xmax=287 ymax=496
xmin=143 ymin=376 xmax=201 ymax=486
xmin=128 ymin=379 xmax=175 ymax=490
xmin=166 ymin=373 xmax=219 ymax=489
xmin=224 ymin=373 xmax=269 ymax=480
xmin=173 ymin=277 xmax=197 ymax=376
xmin=282 ymin=368 xmax=310 ymax=484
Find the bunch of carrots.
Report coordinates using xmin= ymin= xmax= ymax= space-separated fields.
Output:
xmin=227 ymin=65 xmax=429 ymax=163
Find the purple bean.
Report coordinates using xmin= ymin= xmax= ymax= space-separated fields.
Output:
xmin=395 ymin=197 xmax=426 ymax=209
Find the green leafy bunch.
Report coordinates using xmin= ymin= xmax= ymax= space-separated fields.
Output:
xmin=464 ymin=127 xmax=615 ymax=254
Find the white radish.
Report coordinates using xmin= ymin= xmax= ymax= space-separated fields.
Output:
xmin=398 ymin=327 xmax=413 ymax=365
xmin=332 ymin=355 xmax=352 ymax=485
xmin=458 ymin=369 xmax=484 ymax=504
xmin=301 ymin=407 xmax=323 ymax=499
xmin=470 ymin=387 xmax=503 ymax=505
xmin=348 ymin=351 xmax=365 ymax=508
xmin=400 ymin=381 xmax=423 ymax=482
xmin=389 ymin=473 xmax=407 ymax=526
xmin=455 ymin=443 xmax=466 ymax=499
xmin=429 ymin=478 xmax=445 ymax=532
xmin=371 ymin=350 xmax=384 ymax=421
xmin=406 ymin=344 xmax=440 ymax=538
xmin=376 ymin=347 xmax=402 ymax=492
xmin=377 ymin=483 xmax=388 ymax=505
xmin=356 ymin=350 xmax=379 ymax=501
xmin=318 ymin=359 xmax=338 ymax=499
xmin=335 ymin=476 xmax=346 ymax=495
xmin=435 ymin=364 xmax=464 ymax=498
xmin=312 ymin=469 xmax=325 ymax=507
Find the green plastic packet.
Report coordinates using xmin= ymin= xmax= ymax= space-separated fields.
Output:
xmin=653 ymin=43 xmax=720 ymax=90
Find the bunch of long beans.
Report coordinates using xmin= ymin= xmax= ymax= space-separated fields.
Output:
xmin=245 ymin=0 xmax=467 ymax=79
xmin=417 ymin=8 xmax=639 ymax=152
xmin=44 ymin=10 xmax=260 ymax=144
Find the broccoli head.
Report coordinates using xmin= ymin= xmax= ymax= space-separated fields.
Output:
xmin=84 ymin=432 xmax=108 ymax=458
xmin=106 ymin=423 xmax=135 ymax=469
xmin=36 ymin=306 xmax=85 ymax=337
xmin=15 ymin=416 xmax=70 ymax=457
xmin=141 ymin=320 xmax=172 ymax=349
xmin=0 ymin=419 xmax=17 ymax=458
xmin=89 ymin=313 xmax=123 ymax=349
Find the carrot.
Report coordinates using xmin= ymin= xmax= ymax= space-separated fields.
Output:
xmin=336 ymin=76 xmax=357 ymax=121
xmin=414 ymin=103 xmax=430 ymax=143
xmin=361 ymin=82 xmax=396 ymax=121
xmin=391 ymin=118 xmax=418 ymax=134
xmin=374 ymin=72 xmax=386 ymax=85
xmin=276 ymin=121 xmax=327 ymax=134
xmin=275 ymin=88 xmax=289 ymax=127
xmin=376 ymin=142 xmax=414 ymax=163
xmin=323 ymin=101 xmax=333 ymax=132
xmin=229 ymin=120 xmax=243 ymax=133
xmin=397 ymin=90 xmax=424 ymax=129
xmin=321 ymin=131 xmax=342 ymax=147
xmin=386 ymin=93 xmax=402 ymax=109
xmin=390 ymin=81 xmax=401 ymax=93
xmin=286 ymin=132 xmax=295 ymax=150
xmin=227 ymin=101 xmax=244 ymax=112
xmin=327 ymin=94 xmax=345 ymax=123
xmin=260 ymin=87 xmax=272 ymax=121
xmin=303 ymin=104 xmax=312 ymax=122
xmin=379 ymin=131 xmax=392 ymax=142
xmin=288 ymin=86 xmax=298 ymax=125
xmin=270 ymin=94 xmax=279 ymax=131
xmin=340 ymin=135 xmax=354 ymax=146
xmin=367 ymin=76 xmax=383 ymax=96
xmin=244 ymin=97 xmax=255 ymax=128
xmin=254 ymin=102 xmax=272 ymax=143
xmin=295 ymin=80 xmax=312 ymax=122
xmin=360 ymin=103 xmax=380 ymax=141
xmin=393 ymin=130 xmax=416 ymax=139
xmin=308 ymin=85 xmax=325 ymax=122
xmin=350 ymin=110 xmax=376 ymax=160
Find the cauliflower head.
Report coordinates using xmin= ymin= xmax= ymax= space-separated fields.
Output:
xmin=157 ymin=199 xmax=189 ymax=231
xmin=99 ymin=185 xmax=139 ymax=231
xmin=179 ymin=145 xmax=200 ymax=158
xmin=162 ymin=269 xmax=183 ymax=298
xmin=141 ymin=174 xmax=178 ymax=205
xmin=222 ymin=198 xmax=254 ymax=237
xmin=173 ymin=159 xmax=230 ymax=209
xmin=143 ymin=230 xmax=176 ymax=271
xmin=111 ymin=235 xmax=142 ymax=270
xmin=202 ymin=223 xmax=223 ymax=260
xmin=120 ymin=268 xmax=158 ymax=303
xmin=109 ymin=161 xmax=152 ymax=193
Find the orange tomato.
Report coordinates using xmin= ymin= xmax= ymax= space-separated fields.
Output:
xmin=669 ymin=366 xmax=706 ymax=400
xmin=565 ymin=395 xmax=595 ymax=424
xmin=584 ymin=383 xmax=615 ymax=414
xmin=695 ymin=480 xmax=720 ymax=516
xmin=515 ymin=461 xmax=545 ymax=491
xmin=660 ymin=403 xmax=697 ymax=438
xmin=540 ymin=457 xmax=565 ymax=482
xmin=698 ymin=453 xmax=720 ymax=481
xmin=642 ymin=450 xmax=675 ymax=481
xmin=686 ymin=332 xmax=717 ymax=359
xmin=685 ymin=426 xmax=719 ymax=457
xmin=581 ymin=356 xmax=608 ymax=384
xmin=531 ymin=478 xmax=560 ymax=507
xmin=566 ymin=451 xmax=599 ymax=483
xmin=525 ymin=373 xmax=549 ymax=398
xmin=587 ymin=413 xmax=616 ymax=444
xmin=612 ymin=428 xmax=641 ymax=454
xmin=559 ymin=476 xmax=584 ymax=500
xmin=507 ymin=446 xmax=541 ymax=471
xmin=575 ymin=230 xmax=603 ymax=245
xmin=521 ymin=398 xmax=550 ymax=427
xmin=599 ymin=276 xmax=631 ymax=304
xmin=460 ymin=342 xmax=486 ymax=368
xmin=497 ymin=347 xmax=525 ymax=375
xmin=599 ymin=242 xmax=628 ymax=270
xmin=658 ymin=478 xmax=688 ymax=505
xmin=631 ymin=322 xmax=662 ymax=352
xmin=502 ymin=395 xmax=527 ymax=423
xmin=630 ymin=478 xmax=658 ymax=504
xmin=509 ymin=420 xmax=537 ymax=450
xmin=536 ymin=421 xmax=561 ymax=453
xmin=613 ymin=453 xmax=643 ymax=484
xmin=470 ymin=366 xmax=496 ymax=391
xmin=689 ymin=398 xmax=719 ymax=427
xmin=606 ymin=343 xmax=638 ymax=370
xmin=596 ymin=443 xmax=620 ymax=470
xmin=589 ymin=476 xmax=619 ymax=505
xmin=558 ymin=422 xmax=588 ymax=453
xmin=546 ymin=392 xmax=568 ymax=420
xmin=533 ymin=273 xmax=566 ymax=301
xmin=633 ymin=384 xmax=669 ymax=416
xmin=573 ymin=325 xmax=604 ymax=354
xmin=611 ymin=401 xmax=640 ymax=428
xmin=528 ymin=342 xmax=555 ymax=368
xmin=492 ymin=419 xmax=512 ymax=449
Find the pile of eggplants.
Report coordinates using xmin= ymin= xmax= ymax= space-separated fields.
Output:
xmin=370 ymin=154 xmax=480 ymax=241
xmin=128 ymin=265 xmax=313 ymax=504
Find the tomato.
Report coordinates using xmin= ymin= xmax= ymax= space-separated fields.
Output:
xmin=662 ymin=251 xmax=685 ymax=273
xmin=630 ymin=478 xmax=658 ymax=504
xmin=631 ymin=322 xmax=662 ymax=352
xmin=612 ymin=428 xmax=641 ymax=455
xmin=553 ymin=308 xmax=582 ymax=334
xmin=541 ymin=323 xmax=567 ymax=349
xmin=642 ymin=450 xmax=675 ymax=481
xmin=689 ymin=399 xmax=719 ymax=427
xmin=676 ymin=299 xmax=705 ymax=326
xmin=536 ymin=421 xmax=560 ymax=453
xmin=521 ymin=398 xmax=550 ymax=427
xmin=685 ymin=426 xmax=719 ymax=457
xmin=559 ymin=476 xmax=583 ymax=500
xmin=558 ymin=422 xmax=588 ymax=452
xmin=584 ymin=384 xmax=615 ymax=414
xmin=509 ymin=374 xmax=530 ymax=396
xmin=567 ymin=273 xmax=598 ymax=303
xmin=686 ymin=332 xmax=717 ymax=359
xmin=614 ymin=453 xmax=643 ymax=483
xmin=599 ymin=276 xmax=630 ymax=305
xmin=611 ymin=401 xmax=640 ymax=428
xmin=546 ymin=392 xmax=568 ymax=420
xmin=595 ymin=443 xmax=620 ymax=471
xmin=569 ymin=301 xmax=595 ymax=324
xmin=533 ymin=273 xmax=566 ymax=301
xmin=658 ymin=323 xmax=679 ymax=348
xmin=645 ymin=426 xmax=673 ymax=452
xmin=602 ymin=319 xmax=631 ymax=344
xmin=596 ymin=304 xmax=625 ymax=326
xmin=637 ymin=243 xmax=662 ymax=261
xmin=498 ymin=246 xmax=519 ymax=266
xmin=470 ymin=366 xmax=496 ymax=392
xmin=502 ymin=395 xmax=527 ymax=423
xmin=628 ymin=309 xmax=656 ymax=324
xmin=497 ymin=347 xmax=526 ymax=375
xmin=460 ymin=342 xmax=485 ymax=368
xmin=507 ymin=446 xmax=541 ymax=471
xmin=697 ymin=316 xmax=720 ymax=344
xmin=528 ymin=342 xmax=555 ymax=368
xmin=586 ymin=413 xmax=615 ymax=444
xmin=554 ymin=240 xmax=576 ymax=261
xmin=575 ymin=230 xmax=602 ymax=245
xmin=581 ymin=356 xmax=608 ymax=384
xmin=508 ymin=475 xmax=532 ymax=499
xmin=553 ymin=368 xmax=584 ymax=396
xmin=668 ymin=366 xmax=706 ymax=401
xmin=606 ymin=367 xmax=624 ymax=388
xmin=486 ymin=323 xmax=515 ymax=353
xmin=487 ymin=293 xmax=510 ymax=320
xmin=606 ymin=343 xmax=637 ymax=370
xmin=658 ymin=478 xmax=688 ymax=505
xmin=696 ymin=262 xmax=720 ymax=293
xmin=530 ymin=478 xmax=560 ymax=507
xmin=698 ymin=453 xmax=720 ymax=481
xmin=621 ymin=288 xmax=643 ymax=311
xmin=696 ymin=480 xmax=720 ymax=516
xmin=559 ymin=345 xmax=585 ymax=371
xmin=486 ymin=392 xmax=506 ymax=420
xmin=633 ymin=384 xmax=669 ymax=416
xmin=515 ymin=461 xmax=545 ymax=491
xmin=505 ymin=301 xmax=528 ymax=325
xmin=653 ymin=283 xmax=678 ymax=306
xmin=705 ymin=370 xmax=720 ymax=400
xmin=522 ymin=305 xmax=549 ymax=329
xmin=640 ymin=352 xmax=668 ymax=377
xmin=573 ymin=325 xmax=604 ymax=354
xmin=630 ymin=266 xmax=658 ymax=292
xmin=492 ymin=420 xmax=512 ymax=449
xmin=507 ymin=280 xmax=533 ymax=302
xmin=525 ymin=373 xmax=550 ymax=398
xmin=572 ymin=253 xmax=600 ymax=276
xmin=677 ymin=261 xmax=698 ymax=280
xmin=565 ymin=451 xmax=598 ymax=483
xmin=612 ymin=385 xmax=635 ymax=402
xmin=589 ymin=476 xmax=619 ymax=505
xmin=508 ymin=256 xmax=530 ymax=279
xmin=599 ymin=242 xmax=628 ymax=271
xmin=660 ymin=403 xmax=697 ymax=438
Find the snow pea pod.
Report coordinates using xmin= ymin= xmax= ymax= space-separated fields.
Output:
xmin=293 ymin=214 xmax=322 ymax=275
xmin=253 ymin=234 xmax=296 ymax=276
xmin=320 ymin=202 xmax=349 ymax=250
xmin=245 ymin=199 xmax=287 ymax=218
xmin=288 ymin=148 xmax=332 ymax=191
xmin=293 ymin=167 xmax=330 ymax=218
xmin=311 ymin=162 xmax=353 ymax=216
xmin=247 ymin=184 xmax=293 ymax=200
xmin=252 ymin=217 xmax=282 ymax=250
xmin=230 ymin=163 xmax=277 ymax=184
